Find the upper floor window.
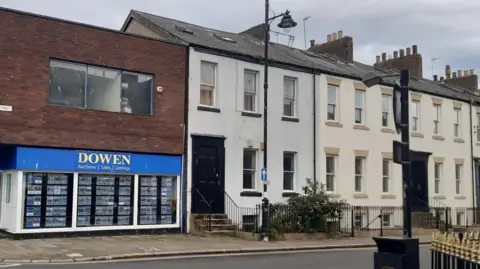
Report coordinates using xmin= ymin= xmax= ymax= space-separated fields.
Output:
xmin=433 ymin=104 xmax=441 ymax=135
xmin=244 ymin=70 xmax=257 ymax=112
xmin=327 ymin=85 xmax=338 ymax=121
xmin=454 ymin=108 xmax=461 ymax=137
xmin=200 ymin=61 xmax=216 ymax=106
xmin=411 ymin=100 xmax=420 ymax=132
xmin=283 ymin=77 xmax=297 ymax=117
xmin=354 ymin=90 xmax=365 ymax=125
xmin=49 ymin=60 xmax=153 ymax=115
xmin=382 ymin=94 xmax=391 ymax=127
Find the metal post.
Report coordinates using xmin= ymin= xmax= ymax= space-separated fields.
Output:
xmin=400 ymin=69 xmax=412 ymax=238
xmin=261 ymin=0 xmax=270 ymax=243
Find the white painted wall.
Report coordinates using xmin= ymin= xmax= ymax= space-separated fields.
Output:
xmin=186 ymin=48 xmax=315 ymax=230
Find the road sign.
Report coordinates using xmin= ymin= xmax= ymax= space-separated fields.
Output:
xmin=261 ymin=168 xmax=267 ymax=181
xmin=393 ymin=81 xmax=402 ymax=135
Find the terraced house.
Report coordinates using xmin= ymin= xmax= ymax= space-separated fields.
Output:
xmin=122 ymin=10 xmax=480 ymax=232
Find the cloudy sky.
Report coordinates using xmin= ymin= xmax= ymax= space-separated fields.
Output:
xmin=2 ymin=0 xmax=480 ymax=81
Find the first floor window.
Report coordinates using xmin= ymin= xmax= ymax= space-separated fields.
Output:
xmin=354 ymin=90 xmax=364 ymax=124
xmin=455 ymin=164 xmax=463 ymax=195
xmin=326 ymin=155 xmax=336 ymax=192
xmin=354 ymin=214 xmax=363 ymax=228
xmin=354 ymin=157 xmax=364 ymax=192
xmin=243 ymin=149 xmax=257 ymax=190
xmin=382 ymin=159 xmax=391 ymax=193
xmin=244 ymin=70 xmax=257 ymax=112
xmin=200 ymin=61 xmax=216 ymax=106
xmin=382 ymin=94 xmax=391 ymax=127
xmin=382 ymin=214 xmax=391 ymax=227
xmin=327 ymin=85 xmax=338 ymax=121
xmin=283 ymin=152 xmax=296 ymax=191
xmin=283 ymin=77 xmax=297 ymax=117
xmin=434 ymin=163 xmax=442 ymax=194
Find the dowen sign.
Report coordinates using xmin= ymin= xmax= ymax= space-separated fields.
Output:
xmin=77 ymin=151 xmax=132 ymax=172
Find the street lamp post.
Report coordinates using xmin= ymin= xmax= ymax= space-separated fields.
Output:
xmin=261 ymin=0 xmax=297 ymax=243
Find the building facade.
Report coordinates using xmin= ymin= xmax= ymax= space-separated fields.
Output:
xmin=124 ymin=10 xmax=480 ymax=231
xmin=0 ymin=8 xmax=187 ymax=235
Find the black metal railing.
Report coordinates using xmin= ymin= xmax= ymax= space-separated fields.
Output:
xmin=194 ymin=187 xmax=212 ymax=231
xmin=224 ymin=191 xmax=260 ymax=233
xmin=431 ymin=232 xmax=480 ymax=269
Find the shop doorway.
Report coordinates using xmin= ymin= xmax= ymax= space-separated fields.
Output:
xmin=191 ymin=135 xmax=225 ymax=214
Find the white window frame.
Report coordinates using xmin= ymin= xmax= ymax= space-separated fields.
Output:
xmin=283 ymin=77 xmax=297 ymax=117
xmin=456 ymin=212 xmax=464 ymax=226
xmin=434 ymin=163 xmax=442 ymax=195
xmin=381 ymin=94 xmax=391 ymax=127
xmin=283 ymin=152 xmax=296 ymax=192
xmin=354 ymin=157 xmax=365 ymax=193
xmin=242 ymin=149 xmax=257 ymax=191
xmin=327 ymin=85 xmax=338 ymax=121
xmin=433 ymin=104 xmax=441 ymax=135
xmin=382 ymin=214 xmax=391 ymax=227
xmin=200 ymin=61 xmax=217 ymax=107
xmin=382 ymin=159 xmax=391 ymax=193
xmin=411 ymin=100 xmax=420 ymax=132
xmin=354 ymin=90 xmax=365 ymax=125
xmin=455 ymin=164 xmax=463 ymax=195
xmin=325 ymin=155 xmax=336 ymax=192
xmin=454 ymin=108 xmax=462 ymax=138
xmin=476 ymin=113 xmax=480 ymax=142
xmin=243 ymin=70 xmax=258 ymax=112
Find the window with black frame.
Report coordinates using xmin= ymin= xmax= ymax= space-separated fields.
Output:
xmin=48 ymin=60 xmax=153 ymax=115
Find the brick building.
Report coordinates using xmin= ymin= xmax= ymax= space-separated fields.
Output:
xmin=0 ymin=7 xmax=187 ymax=236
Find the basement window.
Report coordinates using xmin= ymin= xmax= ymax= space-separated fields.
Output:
xmin=213 ymin=33 xmax=237 ymax=43
xmin=175 ymin=25 xmax=194 ymax=35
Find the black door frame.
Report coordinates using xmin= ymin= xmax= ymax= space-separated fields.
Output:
xmin=410 ymin=150 xmax=431 ymax=211
xmin=190 ymin=135 xmax=226 ymax=214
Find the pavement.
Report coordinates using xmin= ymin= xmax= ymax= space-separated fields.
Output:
xmin=0 ymin=246 xmax=432 ymax=268
xmin=0 ymin=234 xmax=432 ymax=265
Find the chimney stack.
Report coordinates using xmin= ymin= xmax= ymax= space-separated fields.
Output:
xmin=406 ymin=47 xmax=411 ymax=56
xmin=444 ymin=65 xmax=479 ymax=91
xmin=310 ymin=39 xmax=315 ymax=48
xmin=464 ymin=70 xmax=469 ymax=77
xmin=412 ymin=45 xmax=418 ymax=54
xmin=381 ymin=53 xmax=387 ymax=62
xmin=307 ymin=30 xmax=354 ymax=62
xmin=458 ymin=70 xmax=462 ymax=77
xmin=399 ymin=49 xmax=405 ymax=58
xmin=338 ymin=30 xmax=343 ymax=39
xmin=433 ymin=75 xmax=438 ymax=81
xmin=376 ymin=55 xmax=381 ymax=63
xmin=446 ymin=65 xmax=451 ymax=79
xmin=393 ymin=51 xmax=398 ymax=59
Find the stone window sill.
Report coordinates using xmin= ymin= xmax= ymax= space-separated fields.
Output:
xmin=433 ymin=195 xmax=446 ymax=200
xmin=381 ymin=128 xmax=395 ymax=134
xmin=381 ymin=194 xmax=396 ymax=199
xmin=454 ymin=138 xmax=465 ymax=143
xmin=432 ymin=135 xmax=445 ymax=141
xmin=352 ymin=193 xmax=368 ymax=199
xmin=197 ymin=105 xmax=221 ymax=113
xmin=454 ymin=196 xmax=466 ymax=200
xmin=326 ymin=193 xmax=341 ymax=198
xmin=325 ymin=121 xmax=343 ymax=128
xmin=241 ymin=111 xmax=262 ymax=118
xmin=240 ymin=191 xmax=262 ymax=197
xmin=282 ymin=192 xmax=298 ymax=197
xmin=411 ymin=132 xmax=424 ymax=138
xmin=353 ymin=125 xmax=370 ymax=131
xmin=282 ymin=116 xmax=299 ymax=123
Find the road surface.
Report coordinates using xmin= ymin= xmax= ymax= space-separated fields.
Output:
xmin=6 ymin=246 xmax=431 ymax=268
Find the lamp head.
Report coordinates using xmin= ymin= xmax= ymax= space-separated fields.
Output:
xmin=362 ymin=71 xmax=382 ymax=88
xmin=278 ymin=11 xmax=297 ymax=33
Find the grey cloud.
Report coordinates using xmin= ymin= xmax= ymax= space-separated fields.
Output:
xmin=2 ymin=0 xmax=480 ymax=80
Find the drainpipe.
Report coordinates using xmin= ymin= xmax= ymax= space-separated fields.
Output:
xmin=181 ymin=46 xmax=190 ymax=233
xmin=470 ymin=99 xmax=476 ymax=221
xmin=312 ymin=70 xmax=317 ymax=187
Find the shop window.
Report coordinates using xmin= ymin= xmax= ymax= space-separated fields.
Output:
xmin=24 ymin=173 xmax=74 ymax=229
xmin=49 ymin=60 xmax=153 ymax=115
xmin=138 ymin=176 xmax=178 ymax=225
xmin=77 ymin=174 xmax=134 ymax=227
xmin=5 ymin=174 xmax=11 ymax=204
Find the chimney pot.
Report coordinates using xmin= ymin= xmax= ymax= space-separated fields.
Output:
xmin=310 ymin=39 xmax=315 ymax=48
xmin=327 ymin=34 xmax=332 ymax=42
xmin=464 ymin=70 xmax=469 ymax=76
xmin=458 ymin=70 xmax=462 ymax=77
xmin=470 ymin=69 xmax=475 ymax=75
xmin=399 ymin=49 xmax=405 ymax=57
xmin=433 ymin=75 xmax=438 ymax=81
xmin=412 ymin=45 xmax=418 ymax=54
xmin=332 ymin=32 xmax=337 ymax=41
xmin=381 ymin=53 xmax=387 ymax=62
xmin=376 ymin=55 xmax=381 ymax=63
xmin=453 ymin=72 xmax=457 ymax=78
xmin=338 ymin=30 xmax=343 ymax=39
xmin=393 ymin=51 xmax=398 ymax=59
xmin=406 ymin=47 xmax=411 ymax=56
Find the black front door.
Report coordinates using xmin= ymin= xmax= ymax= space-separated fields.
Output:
xmin=191 ymin=136 xmax=225 ymax=214
xmin=411 ymin=160 xmax=429 ymax=211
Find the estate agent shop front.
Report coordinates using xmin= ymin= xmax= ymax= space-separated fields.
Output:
xmin=0 ymin=146 xmax=182 ymax=234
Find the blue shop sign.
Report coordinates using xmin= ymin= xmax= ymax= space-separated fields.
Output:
xmin=13 ymin=147 xmax=181 ymax=175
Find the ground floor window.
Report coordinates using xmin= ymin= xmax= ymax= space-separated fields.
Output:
xmin=382 ymin=214 xmax=391 ymax=227
xmin=138 ymin=176 xmax=177 ymax=225
xmin=24 ymin=173 xmax=74 ymax=229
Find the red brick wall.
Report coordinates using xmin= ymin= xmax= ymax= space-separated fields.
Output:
xmin=0 ymin=8 xmax=186 ymax=154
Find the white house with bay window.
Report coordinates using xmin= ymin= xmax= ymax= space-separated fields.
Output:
xmin=122 ymin=10 xmax=480 ymax=231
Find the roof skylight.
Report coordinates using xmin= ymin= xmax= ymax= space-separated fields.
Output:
xmin=213 ymin=33 xmax=237 ymax=43
xmin=175 ymin=25 xmax=194 ymax=35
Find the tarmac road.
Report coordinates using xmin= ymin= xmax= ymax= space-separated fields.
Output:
xmin=5 ymin=245 xmax=431 ymax=269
